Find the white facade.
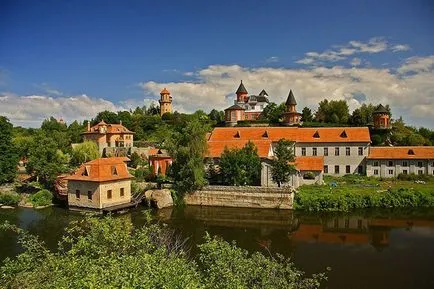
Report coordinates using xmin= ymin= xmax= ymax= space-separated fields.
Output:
xmin=366 ymin=159 xmax=434 ymax=178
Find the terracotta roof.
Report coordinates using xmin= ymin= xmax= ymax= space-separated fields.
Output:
xmin=64 ymin=157 xmax=133 ymax=182
xmin=83 ymin=122 xmax=135 ymax=134
xmin=368 ymin=146 xmax=434 ymax=159
xmin=207 ymin=140 xmax=272 ymax=158
xmin=208 ymin=127 xmax=370 ymax=143
xmin=225 ymin=104 xmax=246 ymax=111
xmin=160 ymin=88 xmax=170 ymax=94
xmin=294 ymin=156 xmax=324 ymax=171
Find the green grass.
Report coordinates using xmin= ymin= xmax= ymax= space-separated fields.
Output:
xmin=0 ymin=192 xmax=21 ymax=206
xmin=296 ymin=175 xmax=434 ymax=212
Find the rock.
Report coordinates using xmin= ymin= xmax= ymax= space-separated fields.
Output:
xmin=144 ymin=190 xmax=153 ymax=200
xmin=1 ymin=205 xmax=15 ymax=209
xmin=148 ymin=189 xmax=173 ymax=209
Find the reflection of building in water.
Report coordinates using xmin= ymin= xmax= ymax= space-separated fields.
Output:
xmin=290 ymin=216 xmax=434 ymax=249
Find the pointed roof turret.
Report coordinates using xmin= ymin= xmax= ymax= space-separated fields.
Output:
xmin=285 ymin=90 xmax=297 ymax=105
xmin=373 ymin=104 xmax=389 ymax=114
xmin=236 ymin=80 xmax=248 ymax=94
xmin=259 ymin=89 xmax=268 ymax=97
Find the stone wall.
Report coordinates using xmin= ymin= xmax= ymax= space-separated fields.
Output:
xmin=184 ymin=185 xmax=294 ymax=209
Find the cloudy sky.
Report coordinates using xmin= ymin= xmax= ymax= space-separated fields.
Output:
xmin=1 ymin=0 xmax=433 ymax=128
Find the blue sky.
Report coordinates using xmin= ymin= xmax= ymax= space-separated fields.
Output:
xmin=1 ymin=0 xmax=433 ymax=127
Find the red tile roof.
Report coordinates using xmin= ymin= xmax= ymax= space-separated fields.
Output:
xmin=208 ymin=127 xmax=370 ymax=143
xmin=294 ymin=156 xmax=324 ymax=171
xmin=83 ymin=121 xmax=134 ymax=134
xmin=160 ymin=88 xmax=170 ymax=94
xmin=368 ymin=146 xmax=434 ymax=159
xmin=64 ymin=157 xmax=133 ymax=182
xmin=207 ymin=140 xmax=272 ymax=158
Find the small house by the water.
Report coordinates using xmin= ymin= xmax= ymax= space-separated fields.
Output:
xmin=64 ymin=157 xmax=134 ymax=211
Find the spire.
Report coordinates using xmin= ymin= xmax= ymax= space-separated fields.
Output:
xmin=236 ymin=80 xmax=248 ymax=94
xmin=285 ymin=90 xmax=297 ymax=105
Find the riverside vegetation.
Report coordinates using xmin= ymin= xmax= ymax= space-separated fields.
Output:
xmin=295 ymin=174 xmax=434 ymax=212
xmin=0 ymin=214 xmax=326 ymax=289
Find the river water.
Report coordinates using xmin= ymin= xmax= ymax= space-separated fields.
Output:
xmin=1 ymin=205 xmax=434 ymax=289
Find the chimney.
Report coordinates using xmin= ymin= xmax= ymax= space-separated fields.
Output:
xmin=87 ymin=121 xmax=90 ymax=132
xmin=120 ymin=120 xmax=122 ymax=125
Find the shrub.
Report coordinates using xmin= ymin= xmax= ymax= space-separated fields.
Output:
xmin=0 ymin=193 xmax=20 ymax=206
xmin=29 ymin=189 xmax=53 ymax=207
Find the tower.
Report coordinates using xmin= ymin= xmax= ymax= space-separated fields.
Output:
xmin=372 ymin=104 xmax=391 ymax=129
xmin=159 ymin=88 xmax=172 ymax=117
xmin=235 ymin=80 xmax=248 ymax=103
xmin=282 ymin=90 xmax=302 ymax=126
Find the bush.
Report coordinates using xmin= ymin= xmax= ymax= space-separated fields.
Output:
xmin=29 ymin=189 xmax=53 ymax=207
xmin=397 ymin=173 xmax=430 ymax=182
xmin=0 ymin=193 xmax=20 ymax=206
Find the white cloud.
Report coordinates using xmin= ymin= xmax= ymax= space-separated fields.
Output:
xmin=397 ymin=56 xmax=434 ymax=74
xmin=139 ymin=56 xmax=434 ymax=129
xmin=0 ymin=93 xmax=126 ymax=127
xmin=297 ymin=37 xmax=410 ymax=66
xmin=350 ymin=58 xmax=362 ymax=66
xmin=265 ymin=56 xmax=280 ymax=63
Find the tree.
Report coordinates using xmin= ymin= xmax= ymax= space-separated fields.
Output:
xmin=301 ymin=107 xmax=313 ymax=122
xmin=261 ymin=102 xmax=286 ymax=123
xmin=208 ymin=109 xmax=224 ymax=124
xmin=270 ymin=139 xmax=296 ymax=187
xmin=92 ymin=110 xmax=120 ymax=125
xmin=219 ymin=142 xmax=261 ymax=186
xmin=0 ymin=215 xmax=326 ymax=289
xmin=41 ymin=116 xmax=67 ymax=132
xmin=315 ymin=99 xmax=349 ymax=124
xmin=168 ymin=119 xmax=209 ymax=195
xmin=71 ymin=141 xmax=100 ymax=165
xmin=67 ymin=120 xmax=85 ymax=143
xmin=349 ymin=103 xmax=375 ymax=126
xmin=0 ymin=116 xmax=18 ymax=184
xmin=26 ymin=132 xmax=70 ymax=183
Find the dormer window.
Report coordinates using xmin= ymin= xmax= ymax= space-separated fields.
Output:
xmin=81 ymin=166 xmax=90 ymax=176
xmin=262 ymin=131 xmax=269 ymax=138
xmin=340 ymin=130 xmax=348 ymax=138
xmin=313 ymin=131 xmax=320 ymax=138
xmin=234 ymin=131 xmax=240 ymax=138
xmin=408 ymin=149 xmax=415 ymax=155
xmin=111 ymin=166 xmax=118 ymax=176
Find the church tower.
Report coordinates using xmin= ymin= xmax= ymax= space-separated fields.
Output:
xmin=159 ymin=88 xmax=172 ymax=117
xmin=235 ymin=80 xmax=248 ymax=103
xmin=372 ymin=104 xmax=391 ymax=129
xmin=282 ymin=90 xmax=302 ymax=126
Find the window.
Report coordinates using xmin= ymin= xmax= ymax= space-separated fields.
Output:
xmin=388 ymin=161 xmax=393 ymax=167
xmin=335 ymin=147 xmax=340 ymax=156
xmin=335 ymin=165 xmax=340 ymax=174
xmin=324 ymin=148 xmax=328 ymax=156
xmin=388 ymin=169 xmax=393 ymax=175
xmin=346 ymin=147 xmax=351 ymax=156
xmin=301 ymin=147 xmax=306 ymax=156
xmin=402 ymin=161 xmax=408 ymax=167
xmin=312 ymin=147 xmax=317 ymax=156
xmin=120 ymin=188 xmax=125 ymax=197
xmin=75 ymin=190 xmax=80 ymax=199
xmin=418 ymin=170 xmax=423 ymax=175
xmin=403 ymin=170 xmax=408 ymax=175
xmin=418 ymin=161 xmax=423 ymax=167
xmin=374 ymin=169 xmax=379 ymax=175
xmin=373 ymin=161 xmax=379 ymax=167
xmin=112 ymin=166 xmax=118 ymax=176
xmin=324 ymin=165 xmax=328 ymax=173
xmin=358 ymin=166 xmax=363 ymax=174
xmin=358 ymin=147 xmax=363 ymax=156
xmin=346 ymin=165 xmax=351 ymax=174
xmin=87 ymin=191 xmax=92 ymax=200
xmin=107 ymin=190 xmax=112 ymax=199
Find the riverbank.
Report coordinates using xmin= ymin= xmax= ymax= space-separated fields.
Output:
xmin=295 ymin=175 xmax=434 ymax=212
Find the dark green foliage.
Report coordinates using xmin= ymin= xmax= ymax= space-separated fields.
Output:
xmin=315 ymin=99 xmax=349 ymax=124
xmin=349 ymin=103 xmax=375 ymax=126
xmin=29 ymin=189 xmax=53 ymax=207
xmin=301 ymin=107 xmax=313 ymax=122
xmin=261 ymin=102 xmax=286 ymax=124
xmin=91 ymin=110 xmax=120 ymax=125
xmin=218 ymin=142 xmax=261 ymax=186
xmin=208 ymin=109 xmax=225 ymax=124
xmin=295 ymin=187 xmax=434 ymax=212
xmin=0 ymin=116 xmax=19 ymax=184
xmin=371 ymin=134 xmax=383 ymax=145
xmin=270 ymin=139 xmax=297 ymax=187
xmin=67 ymin=120 xmax=85 ymax=143
xmin=0 ymin=192 xmax=20 ymax=206
xmin=397 ymin=173 xmax=430 ymax=182
xmin=0 ymin=215 xmax=326 ymax=289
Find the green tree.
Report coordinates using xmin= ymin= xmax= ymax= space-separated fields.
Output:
xmin=350 ymin=103 xmax=376 ymax=126
xmin=208 ymin=109 xmax=224 ymax=124
xmin=261 ymin=102 xmax=286 ymax=124
xmin=67 ymin=120 xmax=84 ymax=143
xmin=168 ymin=119 xmax=209 ymax=195
xmin=71 ymin=140 xmax=100 ymax=165
xmin=41 ymin=116 xmax=67 ymax=132
xmin=0 ymin=116 xmax=18 ymax=184
xmin=26 ymin=132 xmax=70 ymax=183
xmin=301 ymin=107 xmax=313 ymax=122
xmin=315 ymin=99 xmax=349 ymax=124
xmin=92 ymin=110 xmax=120 ymax=125
xmin=12 ymin=135 xmax=34 ymax=159
xmin=270 ymin=139 xmax=296 ymax=187
xmin=219 ymin=142 xmax=261 ymax=186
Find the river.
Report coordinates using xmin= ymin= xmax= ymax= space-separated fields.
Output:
xmin=1 ymin=205 xmax=434 ymax=289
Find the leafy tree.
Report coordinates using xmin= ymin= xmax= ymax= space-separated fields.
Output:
xmin=301 ymin=107 xmax=313 ymax=122
xmin=0 ymin=116 xmax=18 ymax=184
xmin=315 ymin=99 xmax=349 ymax=124
xmin=92 ymin=110 xmax=120 ymax=125
xmin=219 ymin=142 xmax=261 ymax=186
xmin=270 ymin=139 xmax=296 ymax=187
xmin=0 ymin=215 xmax=326 ymax=289
xmin=26 ymin=132 xmax=70 ymax=183
xmin=41 ymin=116 xmax=67 ymax=132
xmin=13 ymin=135 xmax=33 ymax=159
xmin=67 ymin=120 xmax=85 ymax=143
xmin=371 ymin=134 xmax=383 ymax=146
xmin=208 ymin=109 xmax=224 ymax=124
xmin=349 ymin=103 xmax=376 ymax=126
xmin=168 ymin=119 xmax=209 ymax=195
xmin=71 ymin=140 xmax=100 ymax=165
xmin=261 ymin=102 xmax=286 ymax=123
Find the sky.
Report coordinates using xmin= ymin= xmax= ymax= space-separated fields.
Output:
xmin=1 ymin=0 xmax=433 ymax=128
